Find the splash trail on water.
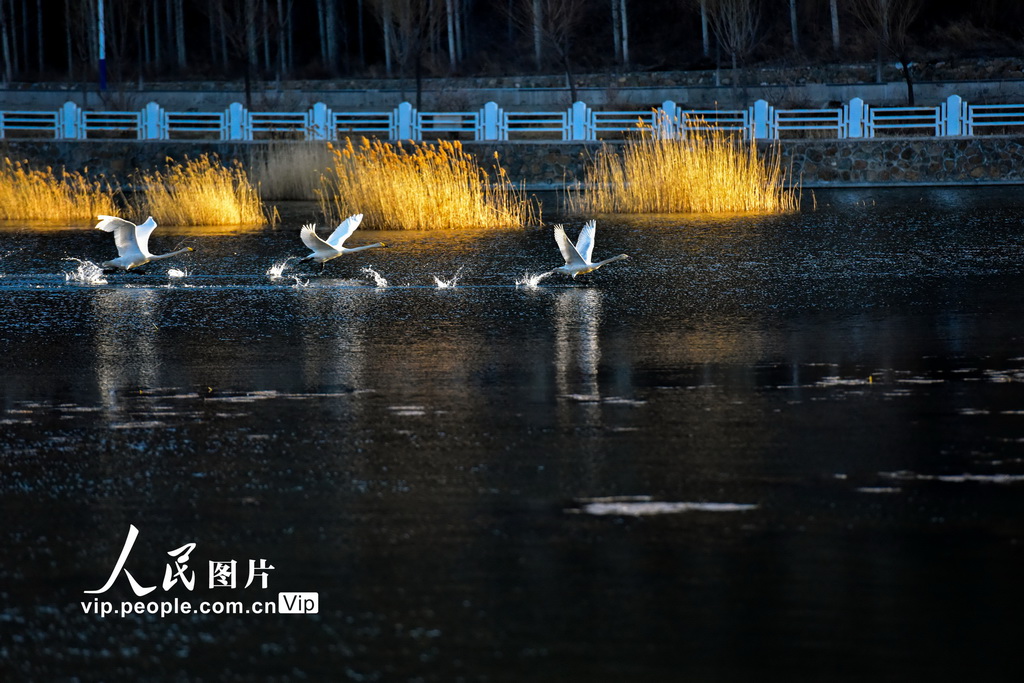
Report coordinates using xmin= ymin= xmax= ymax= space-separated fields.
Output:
xmin=516 ymin=270 xmax=557 ymax=288
xmin=267 ymin=257 xmax=298 ymax=280
xmin=433 ymin=267 xmax=464 ymax=289
xmin=361 ymin=266 xmax=388 ymax=288
xmin=63 ymin=258 xmax=108 ymax=285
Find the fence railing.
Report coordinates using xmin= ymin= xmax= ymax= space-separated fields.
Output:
xmin=0 ymin=95 xmax=1019 ymax=143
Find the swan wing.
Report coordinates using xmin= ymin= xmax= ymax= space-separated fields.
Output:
xmin=325 ymin=213 xmax=364 ymax=249
xmin=133 ymin=217 xmax=158 ymax=257
xmin=300 ymin=223 xmax=338 ymax=258
xmin=95 ymin=215 xmax=139 ymax=258
xmin=576 ymin=220 xmax=597 ymax=263
xmin=553 ymin=224 xmax=586 ymax=267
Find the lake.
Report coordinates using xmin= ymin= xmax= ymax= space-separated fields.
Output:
xmin=2 ymin=187 xmax=1024 ymax=681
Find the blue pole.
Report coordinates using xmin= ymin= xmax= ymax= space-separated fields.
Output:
xmin=98 ymin=0 xmax=107 ymax=90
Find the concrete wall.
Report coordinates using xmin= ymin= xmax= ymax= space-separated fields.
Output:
xmin=3 ymin=138 xmax=1024 ymax=191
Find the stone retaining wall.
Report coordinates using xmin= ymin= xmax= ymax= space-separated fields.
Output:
xmin=3 ymin=138 xmax=1024 ymax=191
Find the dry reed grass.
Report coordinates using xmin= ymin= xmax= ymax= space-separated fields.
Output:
xmin=250 ymin=142 xmax=334 ymax=200
xmin=131 ymin=154 xmax=272 ymax=226
xmin=317 ymin=138 xmax=537 ymax=230
xmin=566 ymin=125 xmax=798 ymax=215
xmin=0 ymin=157 xmax=117 ymax=222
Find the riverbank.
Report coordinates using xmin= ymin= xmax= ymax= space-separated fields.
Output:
xmin=4 ymin=138 xmax=1024 ymax=192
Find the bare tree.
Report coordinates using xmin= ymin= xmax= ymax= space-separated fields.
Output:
xmin=509 ymin=0 xmax=588 ymax=102
xmin=849 ymin=0 xmax=922 ymax=104
xmin=788 ymin=0 xmax=799 ymax=53
xmin=611 ymin=0 xmax=630 ymax=66
xmin=829 ymin=0 xmax=840 ymax=55
xmin=370 ymin=0 xmax=445 ymax=105
xmin=705 ymin=0 xmax=760 ymax=76
xmin=1 ymin=0 xmax=12 ymax=82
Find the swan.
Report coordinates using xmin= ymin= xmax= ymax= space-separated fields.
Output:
xmin=95 ymin=215 xmax=194 ymax=272
xmin=550 ymin=220 xmax=628 ymax=278
xmin=299 ymin=213 xmax=387 ymax=271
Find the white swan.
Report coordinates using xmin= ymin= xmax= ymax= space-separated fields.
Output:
xmin=299 ymin=214 xmax=387 ymax=271
xmin=95 ymin=215 xmax=194 ymax=271
xmin=550 ymin=220 xmax=628 ymax=278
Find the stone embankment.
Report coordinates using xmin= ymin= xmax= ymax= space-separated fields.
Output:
xmin=3 ymin=138 xmax=1024 ymax=190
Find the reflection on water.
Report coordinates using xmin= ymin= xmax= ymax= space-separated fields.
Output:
xmin=2 ymin=188 xmax=1024 ymax=681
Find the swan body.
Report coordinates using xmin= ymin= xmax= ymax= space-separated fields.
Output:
xmin=299 ymin=214 xmax=386 ymax=269
xmin=550 ymin=220 xmax=628 ymax=278
xmin=95 ymin=215 xmax=194 ymax=271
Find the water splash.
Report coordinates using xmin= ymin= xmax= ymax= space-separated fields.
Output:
xmin=63 ymin=258 xmax=108 ymax=285
xmin=515 ymin=270 xmax=555 ymax=288
xmin=267 ymin=257 xmax=298 ymax=280
xmin=290 ymin=276 xmax=310 ymax=288
xmin=361 ymin=266 xmax=388 ymax=288
xmin=433 ymin=267 xmax=464 ymax=289
xmin=167 ymin=267 xmax=189 ymax=279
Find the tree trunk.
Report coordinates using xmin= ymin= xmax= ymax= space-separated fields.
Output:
xmin=532 ymin=0 xmax=542 ymax=70
xmin=1 ymin=0 xmax=12 ymax=83
xmin=174 ymin=0 xmax=186 ymax=68
xmin=35 ymin=0 xmax=42 ymax=72
xmin=619 ymin=0 xmax=629 ymax=67
xmin=446 ymin=0 xmax=456 ymax=70
xmin=325 ymin=0 xmax=337 ymax=74
xmin=611 ymin=0 xmax=621 ymax=64
xmin=829 ymin=0 xmax=840 ymax=55
xmin=789 ymin=0 xmax=799 ymax=53
xmin=700 ymin=0 xmax=710 ymax=58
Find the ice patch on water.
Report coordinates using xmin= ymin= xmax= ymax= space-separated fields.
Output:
xmin=881 ymin=470 xmax=1024 ymax=484
xmin=569 ymin=495 xmax=758 ymax=516
xmin=361 ymin=266 xmax=388 ymax=288
xmin=63 ymin=258 xmax=107 ymax=285
xmin=389 ymin=405 xmax=426 ymax=417
xmin=433 ymin=267 xmax=464 ymax=289
xmin=515 ymin=271 xmax=555 ymax=288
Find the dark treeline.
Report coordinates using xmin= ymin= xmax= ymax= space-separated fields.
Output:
xmin=1 ymin=0 xmax=1023 ymax=85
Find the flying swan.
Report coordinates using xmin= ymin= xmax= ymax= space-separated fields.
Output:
xmin=299 ymin=213 xmax=387 ymax=271
xmin=550 ymin=220 xmax=628 ymax=278
xmin=95 ymin=215 xmax=194 ymax=271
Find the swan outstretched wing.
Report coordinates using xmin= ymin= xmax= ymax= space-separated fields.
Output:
xmin=325 ymin=213 xmax=364 ymax=249
xmin=133 ymin=217 xmax=158 ymax=257
xmin=95 ymin=215 xmax=140 ymax=258
xmin=300 ymin=223 xmax=338 ymax=258
xmin=553 ymin=224 xmax=586 ymax=267
xmin=575 ymin=220 xmax=597 ymax=264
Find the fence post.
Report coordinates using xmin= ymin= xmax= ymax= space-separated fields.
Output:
xmin=59 ymin=101 xmax=82 ymax=140
xmin=225 ymin=102 xmax=248 ymax=141
xmin=944 ymin=94 xmax=964 ymax=136
xmin=751 ymin=99 xmax=771 ymax=140
xmin=395 ymin=102 xmax=416 ymax=140
xmin=569 ymin=101 xmax=591 ymax=141
xmin=846 ymin=97 xmax=866 ymax=138
xmin=142 ymin=102 xmax=166 ymax=140
xmin=309 ymin=102 xmax=332 ymax=141
xmin=479 ymin=101 xmax=502 ymax=141
xmin=656 ymin=100 xmax=679 ymax=138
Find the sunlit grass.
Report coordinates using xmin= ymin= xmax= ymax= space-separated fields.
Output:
xmin=317 ymin=138 xmax=538 ymax=230
xmin=131 ymin=154 xmax=273 ymax=226
xmin=566 ymin=125 xmax=798 ymax=215
xmin=0 ymin=157 xmax=117 ymax=222
xmin=250 ymin=142 xmax=334 ymax=201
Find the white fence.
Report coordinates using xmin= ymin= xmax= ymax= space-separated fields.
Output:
xmin=1 ymin=95 xmax=1020 ymax=142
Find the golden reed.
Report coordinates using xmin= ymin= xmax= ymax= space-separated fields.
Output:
xmin=317 ymin=138 xmax=537 ymax=230
xmin=131 ymin=154 xmax=271 ymax=226
xmin=0 ymin=157 xmax=117 ymax=222
xmin=566 ymin=123 xmax=798 ymax=215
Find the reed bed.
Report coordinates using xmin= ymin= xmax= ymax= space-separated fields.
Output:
xmin=0 ymin=157 xmax=117 ymax=222
xmin=131 ymin=154 xmax=271 ymax=226
xmin=317 ymin=138 xmax=537 ymax=230
xmin=566 ymin=126 xmax=797 ymax=215
xmin=250 ymin=142 xmax=334 ymax=201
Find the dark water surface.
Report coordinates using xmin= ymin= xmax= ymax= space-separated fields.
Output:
xmin=2 ymin=188 xmax=1024 ymax=681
